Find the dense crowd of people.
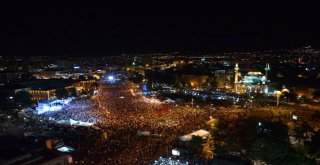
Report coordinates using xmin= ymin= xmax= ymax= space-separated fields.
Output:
xmin=153 ymin=157 xmax=189 ymax=165
xmin=33 ymin=80 xmax=319 ymax=164
xmin=40 ymin=99 xmax=100 ymax=124
xmin=36 ymin=81 xmax=216 ymax=164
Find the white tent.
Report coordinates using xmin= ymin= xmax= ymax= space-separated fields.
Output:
xmin=164 ymin=98 xmax=175 ymax=103
xmin=55 ymin=118 xmax=93 ymax=127
xmin=137 ymin=130 xmax=151 ymax=136
xmin=78 ymin=121 xmax=94 ymax=126
xmin=179 ymin=129 xmax=210 ymax=142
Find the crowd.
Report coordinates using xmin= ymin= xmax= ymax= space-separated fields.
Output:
xmin=34 ymin=80 xmax=318 ymax=164
xmin=40 ymin=98 xmax=101 ymax=124
xmin=153 ymin=157 xmax=189 ymax=165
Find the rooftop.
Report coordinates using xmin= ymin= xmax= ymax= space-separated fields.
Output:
xmin=246 ymin=71 xmax=264 ymax=76
xmin=179 ymin=129 xmax=210 ymax=142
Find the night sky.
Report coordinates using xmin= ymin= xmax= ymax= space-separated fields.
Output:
xmin=1 ymin=1 xmax=319 ymax=56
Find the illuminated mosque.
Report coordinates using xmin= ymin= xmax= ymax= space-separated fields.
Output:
xmin=234 ymin=63 xmax=271 ymax=94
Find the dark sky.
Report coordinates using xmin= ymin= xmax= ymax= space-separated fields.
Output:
xmin=1 ymin=1 xmax=319 ymax=56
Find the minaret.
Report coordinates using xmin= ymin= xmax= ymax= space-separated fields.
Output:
xmin=234 ymin=63 xmax=239 ymax=83
xmin=265 ymin=63 xmax=270 ymax=81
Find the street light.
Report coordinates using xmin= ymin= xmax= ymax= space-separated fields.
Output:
xmin=274 ymin=88 xmax=290 ymax=108
xmin=274 ymin=91 xmax=282 ymax=108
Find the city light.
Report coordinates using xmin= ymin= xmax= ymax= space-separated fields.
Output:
xmin=56 ymin=146 xmax=75 ymax=153
xmin=108 ymin=76 xmax=114 ymax=80
xmin=292 ymin=115 xmax=298 ymax=120
xmin=172 ymin=149 xmax=180 ymax=156
xmin=1 ymin=2 xmax=319 ymax=165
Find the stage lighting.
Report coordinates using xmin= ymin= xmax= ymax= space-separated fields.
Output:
xmin=108 ymin=76 xmax=114 ymax=80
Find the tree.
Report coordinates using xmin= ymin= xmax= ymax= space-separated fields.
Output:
xmin=209 ymin=80 xmax=218 ymax=89
xmin=214 ymin=76 xmax=224 ymax=88
xmin=14 ymin=91 xmax=32 ymax=105
xmin=81 ymin=89 xmax=88 ymax=95
xmin=299 ymin=95 xmax=307 ymax=104
xmin=56 ymin=88 xmax=68 ymax=99
xmin=69 ymin=87 xmax=77 ymax=97
xmin=205 ymin=76 xmax=218 ymax=89
xmin=214 ymin=144 xmax=225 ymax=157
xmin=92 ymin=82 xmax=99 ymax=89
xmin=87 ymin=75 xmax=95 ymax=80
xmin=265 ymin=121 xmax=290 ymax=141
xmin=281 ymin=151 xmax=317 ymax=165
xmin=173 ymin=75 xmax=186 ymax=90
xmin=294 ymin=122 xmax=312 ymax=144
xmin=20 ymin=72 xmax=34 ymax=80
xmin=248 ymin=137 xmax=290 ymax=164
xmin=129 ymin=72 xmax=143 ymax=83
xmin=78 ymin=75 xmax=86 ymax=80
xmin=248 ymin=138 xmax=267 ymax=161
xmin=313 ymin=90 xmax=320 ymax=100
xmin=190 ymin=135 xmax=203 ymax=155
xmin=288 ymin=92 xmax=298 ymax=103
xmin=224 ymin=135 xmax=238 ymax=151
xmin=307 ymin=131 xmax=320 ymax=159
xmin=245 ymin=120 xmax=312 ymax=164
xmin=281 ymin=91 xmax=290 ymax=102
xmin=241 ymin=119 xmax=260 ymax=139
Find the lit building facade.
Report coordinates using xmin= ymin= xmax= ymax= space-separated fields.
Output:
xmin=30 ymin=89 xmax=56 ymax=101
xmin=234 ymin=63 xmax=271 ymax=94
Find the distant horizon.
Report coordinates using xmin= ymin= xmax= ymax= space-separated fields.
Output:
xmin=1 ymin=45 xmax=319 ymax=57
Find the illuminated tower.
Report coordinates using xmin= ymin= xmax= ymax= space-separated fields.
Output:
xmin=265 ymin=63 xmax=270 ymax=81
xmin=234 ymin=63 xmax=239 ymax=83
